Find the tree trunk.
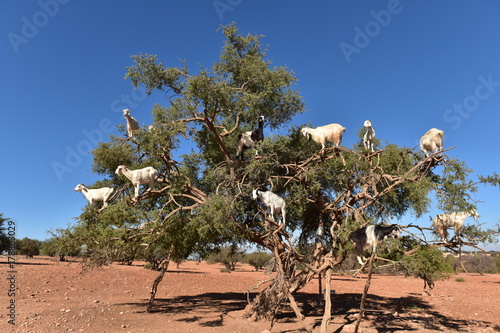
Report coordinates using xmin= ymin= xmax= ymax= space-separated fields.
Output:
xmin=320 ymin=266 xmax=332 ymax=333
xmin=147 ymin=245 xmax=175 ymax=312
xmin=244 ymin=247 xmax=294 ymax=322
xmin=354 ymin=249 xmax=377 ymax=333
xmin=244 ymin=237 xmax=336 ymax=323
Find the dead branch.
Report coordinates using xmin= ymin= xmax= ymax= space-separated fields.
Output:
xmin=245 ymin=278 xmax=274 ymax=304
xmin=354 ymin=249 xmax=377 ymax=333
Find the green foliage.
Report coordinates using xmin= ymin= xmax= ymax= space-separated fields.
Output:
xmin=40 ymin=238 xmax=57 ymax=257
xmin=402 ymin=245 xmax=453 ymax=292
xmin=16 ymin=237 xmax=41 ymax=257
xmin=478 ymin=173 xmax=500 ymax=187
xmin=244 ymin=251 xmax=273 ymax=270
xmin=436 ymin=159 xmax=478 ymax=213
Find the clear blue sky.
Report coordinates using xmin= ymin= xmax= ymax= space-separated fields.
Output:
xmin=1 ymin=1 xmax=500 ymax=249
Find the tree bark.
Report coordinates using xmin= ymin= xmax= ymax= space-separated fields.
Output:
xmin=354 ymin=249 xmax=377 ymax=333
xmin=320 ymin=266 xmax=332 ymax=333
xmin=147 ymin=245 xmax=175 ymax=312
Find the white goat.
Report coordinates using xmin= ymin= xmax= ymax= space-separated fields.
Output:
xmin=349 ymin=224 xmax=402 ymax=265
xmin=252 ymin=189 xmax=286 ymax=225
xmin=74 ymin=184 xmax=114 ymax=209
xmin=432 ymin=210 xmax=480 ymax=242
xmin=301 ymin=123 xmax=346 ymax=151
xmin=420 ymin=128 xmax=444 ymax=157
xmin=363 ymin=120 xmax=376 ymax=152
xmin=123 ymin=109 xmax=140 ymax=138
xmin=115 ymin=165 xmax=158 ymax=198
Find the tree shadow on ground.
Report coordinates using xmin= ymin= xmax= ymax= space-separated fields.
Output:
xmin=293 ymin=292 xmax=498 ymax=332
xmin=1 ymin=261 xmax=51 ymax=266
xmin=120 ymin=291 xmax=498 ymax=332
xmin=121 ymin=292 xmax=251 ymax=327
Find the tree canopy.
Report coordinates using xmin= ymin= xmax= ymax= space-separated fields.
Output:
xmin=60 ymin=23 xmax=499 ymax=329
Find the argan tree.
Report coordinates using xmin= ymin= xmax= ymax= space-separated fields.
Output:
xmin=64 ymin=23 xmax=499 ymax=331
xmin=0 ymin=213 xmax=12 ymax=253
xmin=16 ymin=237 xmax=41 ymax=258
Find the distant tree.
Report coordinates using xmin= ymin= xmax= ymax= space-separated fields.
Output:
xmin=206 ymin=246 xmax=245 ymax=271
xmin=41 ymin=234 xmax=81 ymax=261
xmin=40 ymin=238 xmax=58 ymax=257
xmin=493 ymin=252 xmax=500 ymax=273
xmin=16 ymin=237 xmax=41 ymax=258
xmin=455 ymin=253 xmax=497 ymax=274
xmin=244 ymin=251 xmax=273 ymax=270
xmin=0 ymin=213 xmax=11 ymax=253
xmin=139 ymin=239 xmax=173 ymax=270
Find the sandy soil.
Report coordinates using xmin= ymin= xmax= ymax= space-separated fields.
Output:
xmin=1 ymin=256 xmax=499 ymax=333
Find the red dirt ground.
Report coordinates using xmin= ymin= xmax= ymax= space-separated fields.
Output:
xmin=1 ymin=256 xmax=499 ymax=333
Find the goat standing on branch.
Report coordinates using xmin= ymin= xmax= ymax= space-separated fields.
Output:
xmin=252 ymin=189 xmax=286 ymax=226
xmin=363 ymin=120 xmax=376 ymax=152
xmin=74 ymin=184 xmax=114 ymax=210
xmin=420 ymin=128 xmax=444 ymax=157
xmin=349 ymin=224 xmax=402 ymax=265
xmin=301 ymin=123 xmax=346 ymax=152
xmin=123 ymin=109 xmax=140 ymax=138
xmin=115 ymin=165 xmax=158 ymax=198
xmin=236 ymin=116 xmax=265 ymax=160
xmin=432 ymin=210 xmax=480 ymax=243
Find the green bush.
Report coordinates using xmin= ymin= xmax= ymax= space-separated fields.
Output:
xmin=206 ymin=246 xmax=244 ymax=271
xmin=244 ymin=252 xmax=273 ymax=270
xmin=402 ymin=245 xmax=453 ymax=295
xmin=16 ymin=237 xmax=41 ymax=258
